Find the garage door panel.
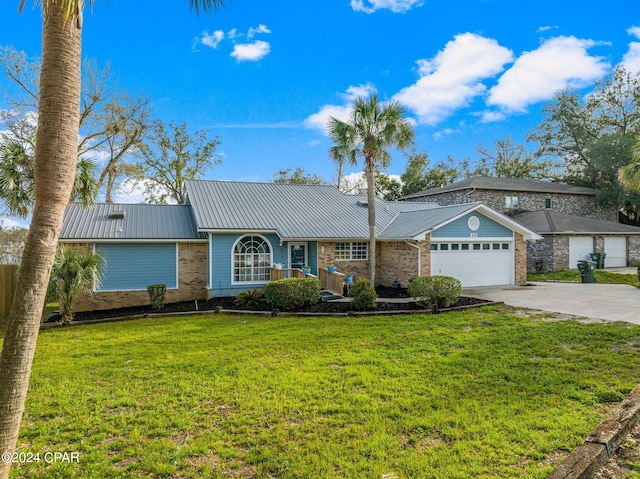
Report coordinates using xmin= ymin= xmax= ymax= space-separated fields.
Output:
xmin=430 ymin=243 xmax=513 ymax=287
xmin=604 ymin=237 xmax=626 ymax=267
xmin=569 ymin=237 xmax=593 ymax=269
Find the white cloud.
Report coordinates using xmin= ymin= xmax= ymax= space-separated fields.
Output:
xmin=393 ymin=33 xmax=514 ymax=125
xmin=303 ymin=84 xmax=377 ymax=134
xmin=113 ymin=179 xmax=177 ymax=205
xmin=0 ymin=217 xmax=29 ymax=229
xmin=227 ymin=28 xmax=240 ymax=39
xmin=201 ymin=30 xmax=224 ymax=49
xmin=248 ymin=24 xmax=271 ymax=38
xmin=432 ymin=128 xmax=459 ymax=140
xmin=478 ymin=110 xmax=506 ymax=123
xmin=621 ymin=26 xmax=640 ymax=74
xmin=351 ymin=0 xmax=423 ymax=14
xmin=487 ymin=36 xmax=610 ymax=112
xmin=230 ymin=40 xmax=271 ymax=62
xmin=537 ymin=25 xmax=558 ymax=33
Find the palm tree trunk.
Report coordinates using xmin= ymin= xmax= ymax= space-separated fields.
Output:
xmin=0 ymin=3 xmax=82 ymax=478
xmin=365 ymin=157 xmax=377 ymax=284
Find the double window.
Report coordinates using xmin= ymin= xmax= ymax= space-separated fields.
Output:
xmin=335 ymin=242 xmax=368 ymax=260
xmin=233 ymin=235 xmax=272 ymax=283
xmin=505 ymin=196 xmax=519 ymax=209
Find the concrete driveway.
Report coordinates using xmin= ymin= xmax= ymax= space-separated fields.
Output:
xmin=463 ymin=282 xmax=640 ymax=324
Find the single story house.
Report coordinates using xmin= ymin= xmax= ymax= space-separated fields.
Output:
xmin=59 ymin=180 xmax=541 ymax=312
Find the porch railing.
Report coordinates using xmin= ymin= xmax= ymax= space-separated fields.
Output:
xmin=269 ymin=267 xmax=344 ymax=296
xmin=318 ymin=268 xmax=345 ymax=296
xmin=270 ymin=268 xmax=316 ymax=281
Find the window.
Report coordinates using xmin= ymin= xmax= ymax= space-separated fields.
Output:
xmin=502 ymin=243 xmax=510 ymax=250
xmin=431 ymin=244 xmax=438 ymax=251
xmin=335 ymin=242 xmax=368 ymax=260
xmin=492 ymin=243 xmax=500 ymax=250
xmin=440 ymin=244 xmax=449 ymax=251
xmin=473 ymin=243 xmax=481 ymax=250
xmin=451 ymin=243 xmax=460 ymax=251
xmin=545 ymin=198 xmax=552 ymax=209
xmin=233 ymin=235 xmax=272 ymax=283
xmin=482 ymin=243 xmax=490 ymax=250
xmin=505 ymin=196 xmax=519 ymax=209
xmin=461 ymin=244 xmax=469 ymax=251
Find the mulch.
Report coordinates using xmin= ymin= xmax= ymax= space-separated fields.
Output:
xmin=46 ymin=286 xmax=494 ymax=323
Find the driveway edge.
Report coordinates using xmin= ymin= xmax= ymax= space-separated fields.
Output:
xmin=547 ymin=384 xmax=640 ymax=478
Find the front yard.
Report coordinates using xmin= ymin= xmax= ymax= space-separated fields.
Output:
xmin=5 ymin=306 xmax=640 ymax=478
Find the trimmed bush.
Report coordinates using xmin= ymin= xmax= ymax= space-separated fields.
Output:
xmin=348 ymin=278 xmax=377 ymax=310
xmin=408 ymin=275 xmax=462 ymax=313
xmin=147 ymin=284 xmax=167 ymax=310
xmin=264 ymin=278 xmax=321 ymax=311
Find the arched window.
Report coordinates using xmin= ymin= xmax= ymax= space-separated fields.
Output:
xmin=233 ymin=235 xmax=272 ymax=283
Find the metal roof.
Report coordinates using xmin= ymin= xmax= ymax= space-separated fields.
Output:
xmin=184 ymin=180 xmax=540 ymax=241
xmin=400 ymin=176 xmax=597 ymax=200
xmin=60 ymin=203 xmax=206 ymax=240
xmin=511 ymin=210 xmax=640 ymax=235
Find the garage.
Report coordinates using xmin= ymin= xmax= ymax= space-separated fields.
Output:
xmin=430 ymin=241 xmax=513 ymax=287
xmin=604 ymin=236 xmax=627 ymax=267
xmin=568 ymin=236 xmax=593 ymax=269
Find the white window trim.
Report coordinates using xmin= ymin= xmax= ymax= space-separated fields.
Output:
xmin=231 ymin=234 xmax=273 ymax=285
xmin=334 ymin=241 xmax=369 ymax=261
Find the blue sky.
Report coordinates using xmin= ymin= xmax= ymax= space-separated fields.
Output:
xmin=1 ymin=0 xmax=640 ymax=226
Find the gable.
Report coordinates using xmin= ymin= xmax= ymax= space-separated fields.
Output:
xmin=431 ymin=212 xmax=513 ymax=238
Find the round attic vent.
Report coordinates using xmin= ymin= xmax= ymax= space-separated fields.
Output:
xmin=467 ymin=215 xmax=480 ymax=231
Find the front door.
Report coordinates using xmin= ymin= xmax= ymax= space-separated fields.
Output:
xmin=289 ymin=242 xmax=307 ymax=269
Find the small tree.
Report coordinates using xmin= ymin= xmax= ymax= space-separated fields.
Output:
xmin=50 ymin=247 xmax=104 ymax=323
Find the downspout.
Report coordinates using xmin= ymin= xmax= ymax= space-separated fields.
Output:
xmin=405 ymin=239 xmax=421 ymax=277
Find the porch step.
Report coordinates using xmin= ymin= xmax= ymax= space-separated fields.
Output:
xmin=320 ymin=289 xmax=343 ymax=301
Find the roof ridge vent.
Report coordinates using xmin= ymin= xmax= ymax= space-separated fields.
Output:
xmin=108 ymin=210 xmax=126 ymax=219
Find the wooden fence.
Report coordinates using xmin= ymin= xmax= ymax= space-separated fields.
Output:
xmin=0 ymin=264 xmax=19 ymax=318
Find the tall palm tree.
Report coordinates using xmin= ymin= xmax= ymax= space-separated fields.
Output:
xmin=0 ymin=2 xmax=226 ymax=477
xmin=328 ymin=94 xmax=415 ymax=284
xmin=619 ymin=138 xmax=640 ymax=195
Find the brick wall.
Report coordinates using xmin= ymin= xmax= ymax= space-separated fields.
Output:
xmin=514 ymin=233 xmax=527 ymax=285
xmin=68 ymin=242 xmax=209 ymax=312
xmin=629 ymin=237 xmax=640 ymax=266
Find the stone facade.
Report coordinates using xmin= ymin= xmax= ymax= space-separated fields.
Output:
xmin=69 ymin=242 xmax=209 ymax=312
xmin=417 ymin=189 xmax=617 ymax=222
xmin=514 ymin=233 xmax=527 ymax=285
xmin=630 ymin=237 xmax=640 ymax=266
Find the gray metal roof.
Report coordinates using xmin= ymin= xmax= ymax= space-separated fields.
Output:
xmin=60 ymin=203 xmax=206 ymax=240
xmin=512 ymin=210 xmax=640 ymax=235
xmin=379 ymin=204 xmax=478 ymax=239
xmin=401 ymin=176 xmax=597 ymax=200
xmin=185 ymin=180 xmax=446 ymax=240
xmin=184 ymin=180 xmax=540 ymax=241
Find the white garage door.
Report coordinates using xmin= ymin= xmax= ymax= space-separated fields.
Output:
xmin=604 ymin=237 xmax=627 ymax=267
xmin=569 ymin=236 xmax=593 ymax=269
xmin=430 ymin=241 xmax=513 ymax=287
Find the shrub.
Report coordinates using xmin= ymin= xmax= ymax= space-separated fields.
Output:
xmin=348 ymin=278 xmax=377 ymax=310
xmin=50 ymin=247 xmax=104 ymax=323
xmin=147 ymin=284 xmax=167 ymax=310
xmin=408 ymin=275 xmax=462 ymax=313
xmin=264 ymin=278 xmax=321 ymax=310
xmin=234 ymin=289 xmax=265 ymax=308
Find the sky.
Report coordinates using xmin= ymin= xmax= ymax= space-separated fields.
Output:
xmin=1 ymin=0 xmax=640 ymax=227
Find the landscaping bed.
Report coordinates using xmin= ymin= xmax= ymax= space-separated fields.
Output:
xmin=47 ymin=286 xmax=491 ymax=323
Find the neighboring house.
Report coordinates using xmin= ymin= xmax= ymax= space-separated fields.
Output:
xmin=400 ymin=176 xmax=640 ymax=271
xmin=59 ymin=180 xmax=540 ymax=312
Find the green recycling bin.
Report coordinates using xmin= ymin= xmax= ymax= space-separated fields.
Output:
xmin=577 ymin=260 xmax=596 ymax=283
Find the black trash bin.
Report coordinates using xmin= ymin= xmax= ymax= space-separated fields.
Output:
xmin=577 ymin=260 xmax=596 ymax=283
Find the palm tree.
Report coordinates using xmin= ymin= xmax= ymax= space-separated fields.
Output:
xmin=0 ymin=2 xmax=226 ymax=477
xmin=328 ymin=94 xmax=415 ymax=284
xmin=50 ymin=247 xmax=104 ymax=323
xmin=619 ymin=138 xmax=640 ymax=195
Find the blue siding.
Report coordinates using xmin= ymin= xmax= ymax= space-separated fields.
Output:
xmin=96 ymin=243 xmax=177 ymax=291
xmin=209 ymin=234 xmax=319 ymax=297
xmin=432 ymin=212 xmax=512 ymax=238
xmin=210 ymin=233 xmax=283 ymax=296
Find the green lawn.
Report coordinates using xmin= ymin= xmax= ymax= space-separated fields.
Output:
xmin=528 ymin=269 xmax=640 ymax=286
xmin=6 ymin=307 xmax=640 ymax=478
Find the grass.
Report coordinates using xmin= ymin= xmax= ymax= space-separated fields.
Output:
xmin=5 ymin=306 xmax=640 ymax=478
xmin=528 ymin=269 xmax=640 ymax=286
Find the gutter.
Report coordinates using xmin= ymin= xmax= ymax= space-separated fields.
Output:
xmin=405 ymin=240 xmax=422 ymax=277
